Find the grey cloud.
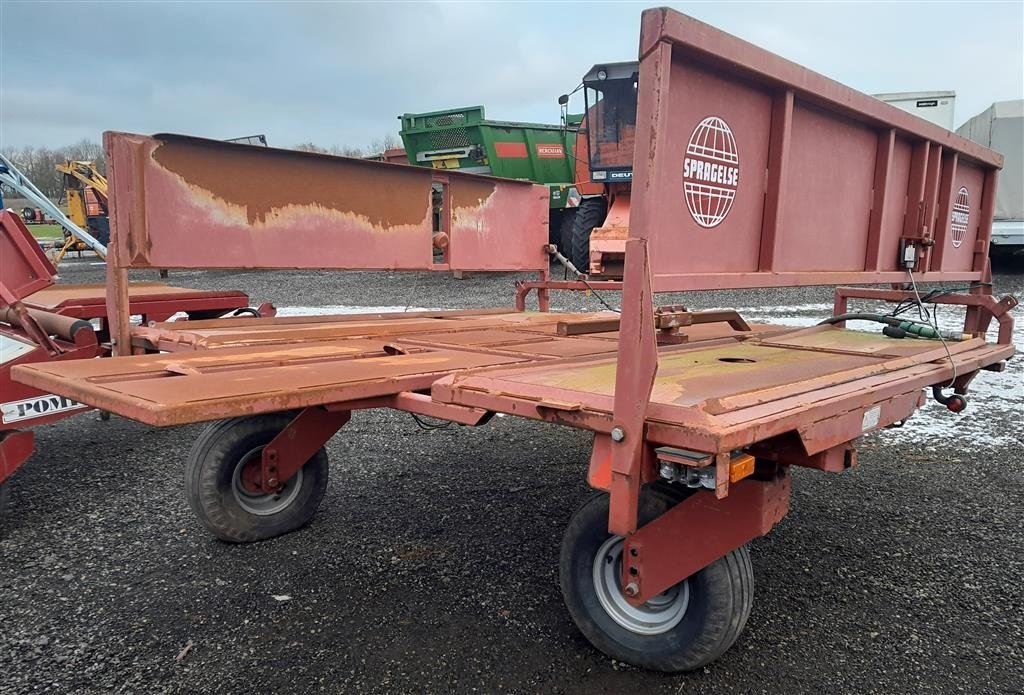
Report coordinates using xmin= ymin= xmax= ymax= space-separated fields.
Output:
xmin=1 ymin=1 xmax=1020 ymax=150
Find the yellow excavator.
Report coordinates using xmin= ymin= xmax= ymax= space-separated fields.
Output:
xmin=53 ymin=160 xmax=109 ymax=264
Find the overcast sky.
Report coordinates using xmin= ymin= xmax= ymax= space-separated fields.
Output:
xmin=2 ymin=1 xmax=1022 ymax=150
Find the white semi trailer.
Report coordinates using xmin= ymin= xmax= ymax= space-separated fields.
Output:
xmin=958 ymin=100 xmax=1024 ymax=257
xmin=875 ymin=90 xmax=956 ymax=130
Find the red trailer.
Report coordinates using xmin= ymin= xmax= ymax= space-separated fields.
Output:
xmin=12 ymin=8 xmax=1016 ymax=672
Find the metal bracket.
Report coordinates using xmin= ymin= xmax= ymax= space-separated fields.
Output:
xmin=621 ymin=470 xmax=791 ymax=604
xmin=256 ymin=408 xmax=351 ymax=492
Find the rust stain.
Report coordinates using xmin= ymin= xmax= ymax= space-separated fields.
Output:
xmin=151 ymin=138 xmax=429 ymax=228
xmin=450 ymin=178 xmax=496 ymax=210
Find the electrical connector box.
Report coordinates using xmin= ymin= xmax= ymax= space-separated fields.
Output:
xmin=899 ymin=240 xmax=917 ymax=270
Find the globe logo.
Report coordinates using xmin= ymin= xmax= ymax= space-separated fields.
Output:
xmin=682 ymin=116 xmax=740 ymax=228
xmin=950 ymin=186 xmax=969 ymax=249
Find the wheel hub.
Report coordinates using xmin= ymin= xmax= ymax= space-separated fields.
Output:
xmin=231 ymin=447 xmax=303 ymax=516
xmin=592 ymin=535 xmax=689 ymax=635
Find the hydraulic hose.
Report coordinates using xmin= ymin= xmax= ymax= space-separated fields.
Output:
xmin=820 ymin=313 xmax=968 ymax=341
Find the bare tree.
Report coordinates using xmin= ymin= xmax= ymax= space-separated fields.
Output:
xmin=0 ymin=140 xmax=106 ymax=199
xmin=293 ymin=142 xmax=366 ymax=157
xmin=293 ymin=142 xmax=330 ymax=154
xmin=291 ymin=133 xmax=402 ymax=159
xmin=368 ymin=133 xmax=400 ymax=156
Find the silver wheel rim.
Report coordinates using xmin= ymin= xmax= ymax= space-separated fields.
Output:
xmin=230 ymin=447 xmax=304 ymax=516
xmin=592 ymin=535 xmax=689 ymax=635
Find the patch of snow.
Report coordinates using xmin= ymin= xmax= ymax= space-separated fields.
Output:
xmin=276 ymin=305 xmax=433 ymax=317
xmin=731 ymin=302 xmax=1022 ymax=447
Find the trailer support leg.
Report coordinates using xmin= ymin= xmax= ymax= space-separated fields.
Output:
xmin=0 ymin=430 xmax=34 ymax=485
xmin=257 ymin=408 xmax=350 ymax=492
xmin=621 ymin=470 xmax=791 ymax=605
xmin=608 ymin=238 xmax=658 ymax=536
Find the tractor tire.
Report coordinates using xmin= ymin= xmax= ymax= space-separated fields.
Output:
xmin=570 ymin=197 xmax=608 ymax=273
xmin=185 ymin=414 xmax=330 ymax=543
xmin=559 ymin=483 xmax=754 ymax=672
xmin=559 ymin=209 xmax=578 ymax=257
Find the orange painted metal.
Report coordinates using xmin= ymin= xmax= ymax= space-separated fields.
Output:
xmin=13 ymin=342 xmax=524 ymax=427
xmin=5 ymin=7 xmax=1018 ymax=611
xmin=103 ymin=133 xmax=550 ymax=273
xmin=25 ymin=282 xmax=252 ymax=323
xmin=629 ymin=10 xmax=1000 ymax=291
xmin=257 ymin=408 xmax=351 ymax=492
xmin=621 ymin=470 xmax=791 ymax=604
xmin=12 ymin=310 xmax=781 ymax=429
xmin=129 ymin=310 xmax=615 ymax=352
xmin=101 ymin=132 xmax=551 ymax=353
xmin=579 ymin=6 xmax=1013 ymax=537
xmin=437 ymin=322 xmax=1012 ymax=452
xmin=588 ymin=191 xmax=631 ymax=277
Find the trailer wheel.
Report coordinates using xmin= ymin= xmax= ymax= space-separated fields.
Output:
xmin=569 ymin=197 xmax=607 ymax=272
xmin=559 ymin=484 xmax=754 ymax=672
xmin=185 ymin=414 xmax=329 ymax=543
xmin=0 ymin=482 xmax=9 ymax=534
xmin=558 ymin=209 xmax=578 ymax=257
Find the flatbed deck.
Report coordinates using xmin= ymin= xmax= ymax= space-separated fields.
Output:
xmin=25 ymin=281 xmax=250 ymax=322
xmin=12 ymin=310 xmax=776 ymax=425
xmin=13 ymin=310 xmax=1010 ymax=459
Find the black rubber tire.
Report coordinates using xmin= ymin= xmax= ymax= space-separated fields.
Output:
xmin=569 ymin=197 xmax=608 ymax=272
xmin=558 ymin=209 xmax=578 ymax=257
xmin=185 ymin=414 xmax=329 ymax=543
xmin=559 ymin=484 xmax=754 ymax=672
xmin=0 ymin=482 xmax=9 ymax=536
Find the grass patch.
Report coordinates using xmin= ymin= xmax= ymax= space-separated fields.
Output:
xmin=28 ymin=223 xmax=65 ymax=240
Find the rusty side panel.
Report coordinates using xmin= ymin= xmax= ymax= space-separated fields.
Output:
xmin=152 ymin=137 xmax=428 ymax=229
xmin=629 ymin=9 xmax=1001 ymax=291
xmin=447 ymin=175 xmax=550 ymax=271
xmin=104 ymin=132 xmax=549 ymax=273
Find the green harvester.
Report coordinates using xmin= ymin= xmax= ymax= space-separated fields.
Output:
xmin=398 ymin=106 xmax=582 ymax=245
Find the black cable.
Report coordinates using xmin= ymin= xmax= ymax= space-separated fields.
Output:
xmin=547 ymin=246 xmax=621 ymax=313
xmin=409 ymin=412 xmax=452 ymax=431
xmin=905 ymin=268 xmax=957 ymax=389
xmin=886 ymin=283 xmax=992 ymax=322
xmin=579 ymin=276 xmax=621 ymax=313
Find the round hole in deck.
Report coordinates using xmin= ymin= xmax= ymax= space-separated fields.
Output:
xmin=718 ymin=357 xmax=756 ymax=364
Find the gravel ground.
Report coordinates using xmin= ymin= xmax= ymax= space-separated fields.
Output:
xmin=2 ymin=259 xmax=1022 ymax=694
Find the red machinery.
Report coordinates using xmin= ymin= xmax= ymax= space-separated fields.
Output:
xmin=12 ymin=9 xmax=1017 ymax=672
xmin=0 ymin=211 xmax=266 ymax=522
xmin=562 ymin=61 xmax=639 ymax=275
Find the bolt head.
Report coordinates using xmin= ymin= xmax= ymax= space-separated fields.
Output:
xmin=610 ymin=426 xmax=626 ymax=442
xmin=624 ymin=582 xmax=639 ymax=597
